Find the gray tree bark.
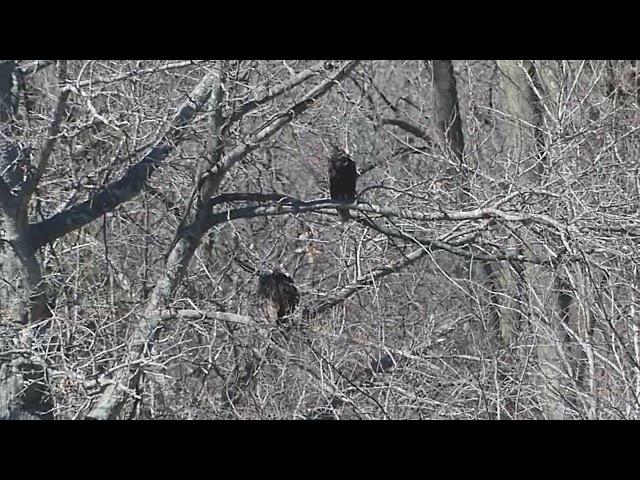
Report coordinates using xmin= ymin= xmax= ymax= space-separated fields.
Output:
xmin=0 ymin=60 xmax=50 ymax=325
xmin=0 ymin=60 xmax=62 ymax=419
xmin=432 ymin=60 xmax=465 ymax=167
xmin=431 ymin=60 xmax=506 ymax=356
xmin=1 ymin=61 xmax=218 ymax=419
xmin=495 ymin=60 xmax=541 ymax=347
xmin=497 ymin=60 xmax=578 ymax=419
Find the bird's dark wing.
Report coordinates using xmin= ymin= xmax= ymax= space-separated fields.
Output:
xmin=328 ymin=157 xmax=340 ymax=199
xmin=344 ymin=159 xmax=357 ymax=199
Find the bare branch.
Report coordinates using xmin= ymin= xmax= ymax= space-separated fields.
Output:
xmin=17 ymin=60 xmax=55 ymax=76
xmin=315 ymin=247 xmax=429 ymax=313
xmin=209 ymin=192 xmax=294 ymax=206
xmin=380 ymin=117 xmax=433 ymax=144
xmin=73 ymin=60 xmax=207 ymax=88
xmin=18 ymin=61 xmax=70 ymax=219
xmin=204 ymin=61 xmax=359 ymax=193
xmin=205 ymin=197 xmax=573 ymax=238
xmin=222 ymin=60 xmax=329 ymax=134
xmin=27 ymin=70 xmax=218 ymax=250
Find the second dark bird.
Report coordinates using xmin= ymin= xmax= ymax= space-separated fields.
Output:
xmin=256 ymin=268 xmax=300 ymax=327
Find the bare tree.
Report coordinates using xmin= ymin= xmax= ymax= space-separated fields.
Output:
xmin=2 ymin=59 xmax=640 ymax=420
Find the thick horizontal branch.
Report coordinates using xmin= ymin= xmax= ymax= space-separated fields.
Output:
xmin=204 ymin=196 xmax=559 ymax=267
xmin=205 ymin=196 xmax=571 ymax=234
xmin=203 ymin=196 xmax=586 ymax=266
xmin=209 ymin=192 xmax=293 ymax=206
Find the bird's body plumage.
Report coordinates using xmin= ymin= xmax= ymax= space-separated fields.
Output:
xmin=327 ymin=147 xmax=357 ymax=222
xmin=256 ymin=269 xmax=300 ymax=325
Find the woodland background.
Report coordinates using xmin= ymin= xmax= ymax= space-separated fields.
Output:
xmin=1 ymin=59 xmax=639 ymax=420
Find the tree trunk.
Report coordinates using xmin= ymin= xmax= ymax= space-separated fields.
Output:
xmin=432 ymin=60 xmax=465 ymax=167
xmin=498 ymin=60 xmax=579 ymax=419
xmin=495 ymin=60 xmax=539 ymax=348
xmin=0 ymin=60 xmax=52 ymax=419
xmin=431 ymin=60 xmax=505 ymax=355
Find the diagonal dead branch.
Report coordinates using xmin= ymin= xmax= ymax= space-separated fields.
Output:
xmin=27 ymin=70 xmax=218 ymax=250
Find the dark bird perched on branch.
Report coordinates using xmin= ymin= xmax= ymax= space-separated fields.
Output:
xmin=328 ymin=145 xmax=357 ymax=222
xmin=256 ymin=268 xmax=300 ymax=326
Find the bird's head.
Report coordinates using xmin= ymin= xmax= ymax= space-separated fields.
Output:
xmin=257 ymin=267 xmax=272 ymax=278
xmin=257 ymin=266 xmax=290 ymax=281
xmin=257 ymin=269 xmax=273 ymax=280
xmin=329 ymin=144 xmax=353 ymax=166
xmin=331 ymin=143 xmax=350 ymax=156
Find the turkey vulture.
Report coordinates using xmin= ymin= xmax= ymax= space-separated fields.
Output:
xmin=256 ymin=268 xmax=300 ymax=326
xmin=328 ymin=146 xmax=357 ymax=222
